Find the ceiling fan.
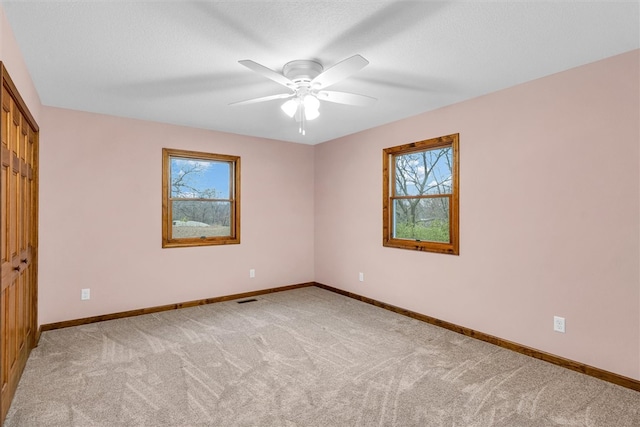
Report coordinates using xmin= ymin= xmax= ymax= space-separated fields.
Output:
xmin=230 ymin=54 xmax=376 ymax=135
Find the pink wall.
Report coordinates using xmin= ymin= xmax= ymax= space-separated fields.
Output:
xmin=314 ymin=50 xmax=640 ymax=380
xmin=39 ymin=108 xmax=315 ymax=323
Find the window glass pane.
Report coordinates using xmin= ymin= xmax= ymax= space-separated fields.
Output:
xmin=170 ymin=157 xmax=230 ymax=199
xmin=393 ymin=197 xmax=449 ymax=242
xmin=395 ymin=147 xmax=453 ymax=196
xmin=172 ymin=201 xmax=231 ymax=238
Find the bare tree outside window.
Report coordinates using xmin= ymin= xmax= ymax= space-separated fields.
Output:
xmin=383 ymin=134 xmax=459 ymax=254
xmin=162 ymin=148 xmax=240 ymax=248
xmin=393 ymin=147 xmax=452 ymax=242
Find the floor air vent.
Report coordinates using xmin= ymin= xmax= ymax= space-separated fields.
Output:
xmin=237 ymin=299 xmax=258 ymax=304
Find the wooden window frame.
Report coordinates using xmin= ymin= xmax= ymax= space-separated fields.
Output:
xmin=162 ymin=148 xmax=240 ymax=248
xmin=383 ymin=133 xmax=459 ymax=255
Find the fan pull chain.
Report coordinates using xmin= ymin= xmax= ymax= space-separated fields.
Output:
xmin=299 ymin=106 xmax=306 ymax=135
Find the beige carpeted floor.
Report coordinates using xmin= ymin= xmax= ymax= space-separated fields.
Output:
xmin=5 ymin=286 xmax=639 ymax=426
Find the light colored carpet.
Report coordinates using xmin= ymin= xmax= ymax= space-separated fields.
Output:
xmin=5 ymin=286 xmax=639 ymax=426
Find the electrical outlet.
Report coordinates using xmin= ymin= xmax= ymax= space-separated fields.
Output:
xmin=81 ymin=288 xmax=90 ymax=301
xmin=358 ymin=272 xmax=364 ymax=282
xmin=553 ymin=316 xmax=565 ymax=333
xmin=249 ymin=269 xmax=255 ymax=278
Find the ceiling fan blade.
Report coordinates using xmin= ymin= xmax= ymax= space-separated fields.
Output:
xmin=238 ymin=60 xmax=295 ymax=88
xmin=317 ymin=90 xmax=377 ymax=107
xmin=311 ymin=55 xmax=369 ymax=89
xmin=229 ymin=92 xmax=293 ymax=106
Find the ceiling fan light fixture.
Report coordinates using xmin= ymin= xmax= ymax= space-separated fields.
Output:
xmin=303 ymin=94 xmax=320 ymax=110
xmin=304 ymin=105 xmax=320 ymax=121
xmin=303 ymin=94 xmax=320 ymax=120
xmin=281 ymin=98 xmax=298 ymax=118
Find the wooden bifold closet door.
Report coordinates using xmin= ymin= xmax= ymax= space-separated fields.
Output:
xmin=0 ymin=62 xmax=39 ymax=423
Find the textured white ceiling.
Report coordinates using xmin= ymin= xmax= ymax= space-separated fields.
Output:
xmin=2 ymin=0 xmax=639 ymax=145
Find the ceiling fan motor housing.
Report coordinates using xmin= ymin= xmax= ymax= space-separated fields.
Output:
xmin=283 ymin=60 xmax=324 ymax=84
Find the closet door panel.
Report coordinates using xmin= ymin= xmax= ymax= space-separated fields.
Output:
xmin=0 ymin=65 xmax=39 ymax=423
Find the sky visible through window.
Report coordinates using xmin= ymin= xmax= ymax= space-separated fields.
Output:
xmin=170 ymin=157 xmax=230 ymax=199
xmin=395 ymin=147 xmax=452 ymax=196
